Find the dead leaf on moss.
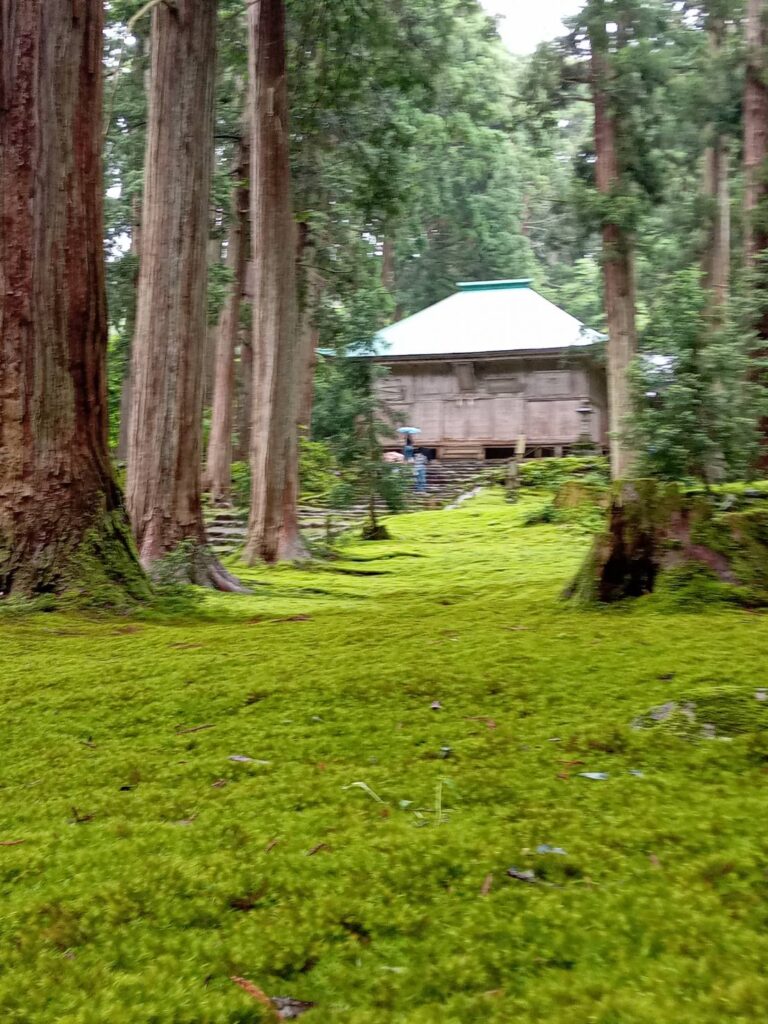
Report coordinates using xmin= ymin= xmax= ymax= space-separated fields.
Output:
xmin=272 ymin=996 xmax=316 ymax=1019
xmin=0 ymin=839 xmax=25 ymax=847
xmin=507 ymin=867 xmax=538 ymax=884
xmin=481 ymin=873 xmax=493 ymax=896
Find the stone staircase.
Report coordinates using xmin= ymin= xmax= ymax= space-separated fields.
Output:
xmin=205 ymin=459 xmax=493 ymax=555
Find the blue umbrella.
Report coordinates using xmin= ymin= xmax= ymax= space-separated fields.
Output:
xmin=397 ymin=426 xmax=422 ymax=435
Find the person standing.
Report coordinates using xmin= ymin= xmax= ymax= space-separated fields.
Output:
xmin=414 ymin=449 xmax=428 ymax=493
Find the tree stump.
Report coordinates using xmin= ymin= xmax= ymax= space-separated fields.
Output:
xmin=566 ymin=480 xmax=768 ymax=606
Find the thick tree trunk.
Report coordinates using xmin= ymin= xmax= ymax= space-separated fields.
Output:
xmin=126 ymin=1 xmax=243 ymax=591
xmin=591 ymin=43 xmax=637 ymax=480
xmin=744 ymin=0 xmax=768 ymax=266
xmin=244 ymin=0 xmax=307 ymax=563
xmin=0 ymin=0 xmax=147 ymax=601
xmin=566 ymin=481 xmax=768 ymax=607
xmin=205 ymin=135 xmax=250 ymax=504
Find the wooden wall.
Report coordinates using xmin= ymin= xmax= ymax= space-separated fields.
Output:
xmin=375 ymin=354 xmax=607 ymax=457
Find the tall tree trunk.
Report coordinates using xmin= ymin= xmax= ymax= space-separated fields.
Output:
xmin=236 ymin=335 xmax=253 ymax=461
xmin=703 ymin=17 xmax=731 ymax=328
xmin=117 ymin=198 xmax=142 ymax=463
xmin=744 ymin=0 xmax=768 ymax=266
xmin=0 ymin=0 xmax=147 ymax=601
xmin=205 ymin=134 xmax=250 ymax=504
xmin=295 ymin=226 xmax=324 ymax=435
xmin=703 ymin=138 xmax=731 ymax=310
xmin=591 ymin=42 xmax=637 ymax=480
xmin=244 ymin=0 xmax=307 ymax=564
xmin=298 ymin=293 xmax=323 ymax=434
xmin=127 ymin=0 xmax=243 ymax=590
xmin=382 ymin=236 xmax=403 ymax=322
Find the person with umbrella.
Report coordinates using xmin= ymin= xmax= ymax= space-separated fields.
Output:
xmin=398 ymin=426 xmax=421 ymax=463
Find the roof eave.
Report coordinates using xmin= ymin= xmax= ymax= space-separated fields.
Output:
xmin=361 ymin=345 xmax=597 ymax=363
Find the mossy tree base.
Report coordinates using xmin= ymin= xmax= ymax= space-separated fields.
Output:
xmin=361 ymin=519 xmax=390 ymax=541
xmin=147 ymin=540 xmax=250 ymax=594
xmin=566 ymin=479 xmax=768 ymax=606
xmin=0 ymin=508 xmax=151 ymax=609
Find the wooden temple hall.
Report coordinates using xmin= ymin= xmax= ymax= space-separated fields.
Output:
xmin=370 ymin=279 xmax=607 ymax=461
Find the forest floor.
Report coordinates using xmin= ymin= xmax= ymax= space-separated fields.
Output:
xmin=2 ymin=490 xmax=768 ymax=1023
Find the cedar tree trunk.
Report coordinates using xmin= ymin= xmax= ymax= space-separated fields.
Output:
xmin=205 ymin=134 xmax=250 ymax=504
xmin=127 ymin=0 xmax=243 ymax=590
xmin=744 ymin=0 xmax=768 ymax=266
xmin=0 ymin=0 xmax=147 ymax=601
xmin=295 ymin=226 xmax=324 ymax=435
xmin=236 ymin=335 xmax=253 ymax=462
xmin=702 ymin=20 xmax=731 ymax=314
xmin=382 ymin=236 xmax=403 ymax=322
xmin=116 ymin=198 xmax=142 ymax=462
xmin=703 ymin=137 xmax=731 ymax=312
xmin=244 ymin=0 xmax=307 ymax=563
xmin=566 ymin=481 xmax=768 ymax=607
xmin=591 ymin=41 xmax=637 ymax=480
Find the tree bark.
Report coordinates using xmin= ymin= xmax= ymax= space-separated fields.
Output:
xmin=244 ymin=0 xmax=307 ymax=564
xmin=295 ymin=226 xmax=324 ymax=436
xmin=116 ymin=197 xmax=142 ymax=463
xmin=744 ymin=0 xmax=768 ymax=266
xmin=566 ymin=481 xmax=768 ymax=607
xmin=126 ymin=0 xmax=243 ymax=590
xmin=703 ymin=138 xmax=731 ymax=310
xmin=591 ymin=41 xmax=637 ymax=480
xmin=205 ymin=134 xmax=250 ymax=504
xmin=0 ymin=0 xmax=147 ymax=601
xmin=236 ymin=335 xmax=253 ymax=462
xmin=382 ymin=236 xmax=403 ymax=322
xmin=702 ymin=19 xmax=731 ymax=320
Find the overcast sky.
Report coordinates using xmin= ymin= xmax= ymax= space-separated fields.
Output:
xmin=480 ymin=0 xmax=583 ymax=53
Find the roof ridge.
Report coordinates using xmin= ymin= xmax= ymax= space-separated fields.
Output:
xmin=456 ymin=279 xmax=532 ymax=291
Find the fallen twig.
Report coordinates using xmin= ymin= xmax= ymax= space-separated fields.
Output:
xmin=230 ymin=977 xmax=281 ymax=1021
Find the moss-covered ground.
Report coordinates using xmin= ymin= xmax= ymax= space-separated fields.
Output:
xmin=2 ymin=490 xmax=768 ymax=1023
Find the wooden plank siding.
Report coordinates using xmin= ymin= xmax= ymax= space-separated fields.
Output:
xmin=374 ymin=353 xmax=607 ymax=459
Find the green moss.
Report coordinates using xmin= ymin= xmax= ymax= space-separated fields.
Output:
xmin=3 ymin=491 xmax=768 ymax=1022
xmin=519 ymin=455 xmax=610 ymax=490
xmin=680 ymin=683 xmax=768 ymax=736
xmin=59 ymin=511 xmax=151 ymax=608
xmin=650 ymin=562 xmax=736 ymax=610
